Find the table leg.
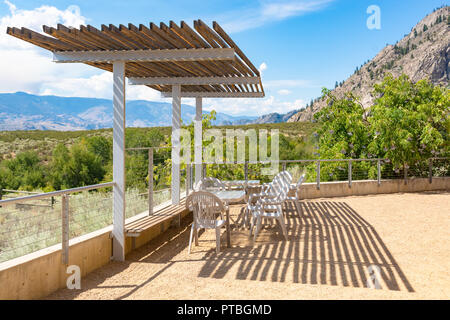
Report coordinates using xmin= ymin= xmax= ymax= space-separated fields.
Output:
xmin=226 ymin=207 xmax=231 ymax=248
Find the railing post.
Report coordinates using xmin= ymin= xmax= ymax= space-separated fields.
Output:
xmin=316 ymin=160 xmax=320 ymax=190
xmin=148 ymin=148 xmax=153 ymax=216
xmin=348 ymin=160 xmax=352 ymax=188
xmin=189 ymin=164 xmax=194 ymax=190
xmin=282 ymin=162 xmax=286 ymax=171
xmin=429 ymin=159 xmax=433 ymax=184
xmin=61 ymin=194 xmax=69 ymax=265
xmin=377 ymin=159 xmax=381 ymax=186
xmin=244 ymin=161 xmax=249 ymax=182
xmin=0 ymin=188 xmax=2 ymax=208
xmin=203 ymin=163 xmax=207 ymax=178
xmin=186 ymin=163 xmax=191 ymax=198
xmin=404 ymin=163 xmax=407 ymax=185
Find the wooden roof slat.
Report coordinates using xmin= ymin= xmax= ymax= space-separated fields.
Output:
xmin=7 ymin=27 xmax=54 ymax=51
xmin=180 ymin=21 xmax=211 ymax=48
xmin=100 ymin=24 xmax=140 ymax=50
xmin=160 ymin=22 xmax=193 ymax=49
xmin=128 ymin=23 xmax=162 ymax=49
xmin=138 ymin=24 xmax=175 ymax=49
xmin=84 ymin=25 xmax=127 ymax=50
xmin=213 ymin=21 xmax=260 ymax=76
xmin=6 ymin=20 xmax=264 ymax=96
xmin=197 ymin=19 xmax=229 ymax=48
xmin=56 ymin=24 xmax=105 ymax=50
xmin=43 ymin=25 xmax=99 ymax=51
xmin=150 ymin=23 xmax=226 ymax=92
xmin=118 ymin=24 xmax=155 ymax=50
xmin=78 ymin=25 xmax=122 ymax=50
xmin=108 ymin=24 xmax=146 ymax=50
xmin=10 ymin=27 xmax=74 ymax=51
xmin=169 ymin=21 xmax=200 ymax=48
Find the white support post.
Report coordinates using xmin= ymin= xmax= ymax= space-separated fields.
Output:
xmin=172 ymin=85 xmax=181 ymax=205
xmin=195 ymin=97 xmax=203 ymax=185
xmin=112 ymin=61 xmax=126 ymax=262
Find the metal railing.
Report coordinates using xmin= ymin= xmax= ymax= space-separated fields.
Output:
xmin=0 ymin=182 xmax=114 ymax=264
xmin=0 ymin=156 xmax=448 ymax=264
xmin=201 ymin=157 xmax=449 ymax=190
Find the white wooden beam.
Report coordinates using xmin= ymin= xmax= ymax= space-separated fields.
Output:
xmin=53 ymin=48 xmax=235 ymax=63
xmin=129 ymin=76 xmax=260 ymax=86
xmin=162 ymin=91 xmax=264 ymax=98
xmin=194 ymin=97 xmax=202 ymax=184
xmin=171 ymin=85 xmax=181 ymax=205
xmin=112 ymin=61 xmax=126 ymax=262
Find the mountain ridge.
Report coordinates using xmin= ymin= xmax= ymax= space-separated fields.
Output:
xmin=0 ymin=91 xmax=258 ymax=131
xmin=288 ymin=5 xmax=450 ymax=122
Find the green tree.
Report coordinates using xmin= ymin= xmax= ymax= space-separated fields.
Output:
xmin=313 ymin=88 xmax=370 ymax=160
xmin=368 ymin=74 xmax=450 ymax=170
xmin=86 ymin=136 xmax=112 ymax=164
xmin=0 ymin=151 xmax=46 ymax=190
xmin=50 ymin=141 xmax=105 ymax=190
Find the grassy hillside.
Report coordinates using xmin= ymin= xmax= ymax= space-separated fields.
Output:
xmin=0 ymin=122 xmax=317 ymax=161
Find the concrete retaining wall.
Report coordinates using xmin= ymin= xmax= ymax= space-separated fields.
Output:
xmin=297 ymin=177 xmax=449 ymax=199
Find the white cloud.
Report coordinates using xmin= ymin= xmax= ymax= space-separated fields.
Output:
xmin=41 ymin=71 xmax=164 ymax=102
xmin=259 ymin=62 xmax=267 ymax=73
xmin=277 ymin=89 xmax=291 ymax=95
xmin=219 ymin=0 xmax=335 ymax=33
xmin=4 ymin=0 xmax=16 ymax=13
xmin=264 ymin=79 xmax=318 ymax=88
xmin=0 ymin=2 xmax=95 ymax=95
xmin=202 ymin=95 xmax=305 ymax=117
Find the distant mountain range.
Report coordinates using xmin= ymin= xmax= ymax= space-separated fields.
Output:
xmin=288 ymin=6 xmax=450 ymax=122
xmin=0 ymin=92 xmax=264 ymax=131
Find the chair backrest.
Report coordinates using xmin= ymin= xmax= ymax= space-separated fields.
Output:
xmin=296 ymin=173 xmax=306 ymax=187
xmin=267 ymin=173 xmax=290 ymax=202
xmin=196 ymin=177 xmax=226 ymax=191
xmin=278 ymin=170 xmax=293 ymax=186
xmin=186 ymin=191 xmax=226 ymax=229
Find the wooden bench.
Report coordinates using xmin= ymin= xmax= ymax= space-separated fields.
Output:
xmin=125 ymin=198 xmax=188 ymax=239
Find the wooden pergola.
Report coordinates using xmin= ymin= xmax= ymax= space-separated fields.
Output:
xmin=7 ymin=20 xmax=264 ymax=261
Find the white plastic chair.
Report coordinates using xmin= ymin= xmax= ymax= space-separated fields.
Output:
xmin=248 ymin=176 xmax=289 ymax=241
xmin=186 ymin=191 xmax=227 ymax=254
xmin=247 ymin=173 xmax=290 ymax=240
xmin=240 ymin=171 xmax=289 ymax=227
xmin=286 ymin=173 xmax=306 ymax=201
xmin=193 ymin=177 xmax=226 ymax=191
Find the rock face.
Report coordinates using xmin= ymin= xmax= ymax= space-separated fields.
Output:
xmin=288 ymin=6 xmax=450 ymax=123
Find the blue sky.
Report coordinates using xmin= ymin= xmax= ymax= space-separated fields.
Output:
xmin=0 ymin=0 xmax=447 ymax=116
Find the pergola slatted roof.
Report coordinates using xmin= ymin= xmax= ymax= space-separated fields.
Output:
xmin=6 ymin=20 xmax=264 ymax=97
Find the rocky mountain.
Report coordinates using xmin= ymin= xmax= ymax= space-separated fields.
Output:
xmin=0 ymin=92 xmax=257 ymax=131
xmin=246 ymin=109 xmax=300 ymax=124
xmin=288 ymin=6 xmax=450 ymax=122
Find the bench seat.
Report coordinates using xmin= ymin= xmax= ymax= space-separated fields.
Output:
xmin=125 ymin=198 xmax=187 ymax=237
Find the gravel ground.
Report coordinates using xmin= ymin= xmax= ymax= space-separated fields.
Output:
xmin=47 ymin=191 xmax=449 ymax=300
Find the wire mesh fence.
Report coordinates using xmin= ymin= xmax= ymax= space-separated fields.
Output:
xmin=0 ymin=198 xmax=62 ymax=263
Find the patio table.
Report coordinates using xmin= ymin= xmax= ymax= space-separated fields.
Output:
xmin=222 ymin=180 xmax=260 ymax=190
xmin=210 ymin=189 xmax=245 ymax=248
